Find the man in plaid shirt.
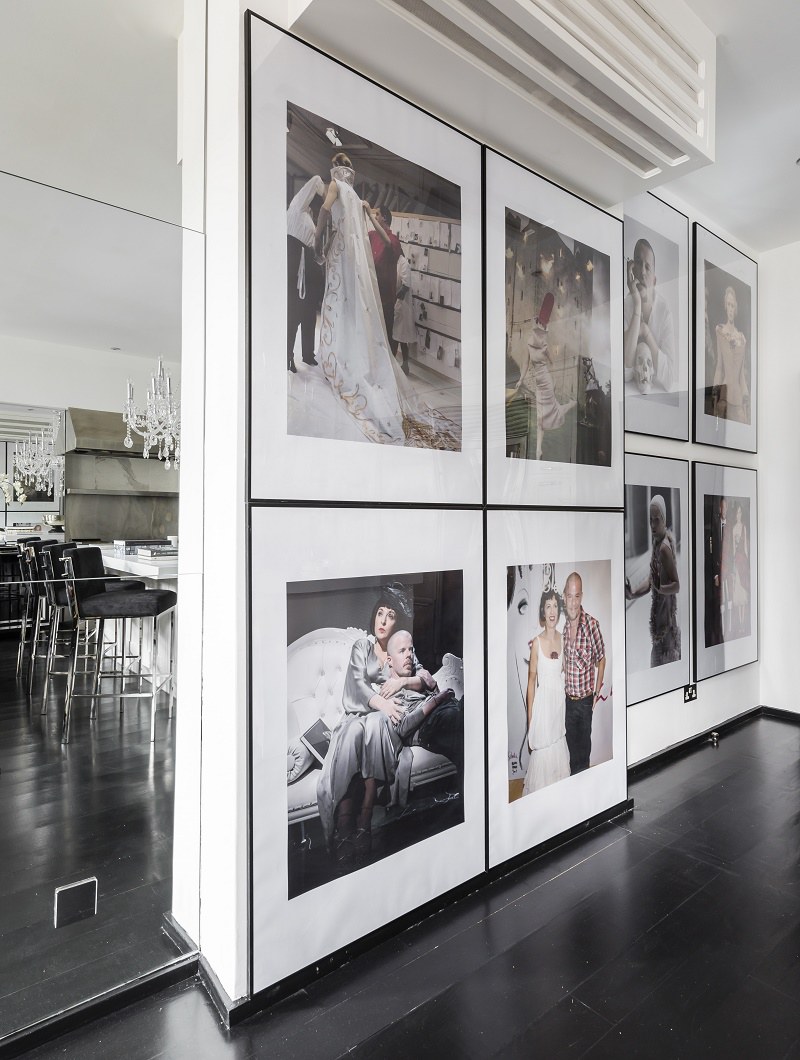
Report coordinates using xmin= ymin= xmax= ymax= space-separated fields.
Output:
xmin=563 ymin=571 xmax=606 ymax=774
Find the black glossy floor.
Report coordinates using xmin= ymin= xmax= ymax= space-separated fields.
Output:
xmin=0 ymin=632 xmax=185 ymax=1041
xmin=19 ymin=712 xmax=800 ymax=1058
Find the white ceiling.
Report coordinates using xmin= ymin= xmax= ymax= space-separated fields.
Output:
xmin=0 ymin=0 xmax=795 ymax=370
xmin=666 ymin=0 xmax=800 ymax=252
xmin=0 ymin=0 xmax=183 ymax=225
xmin=0 ymin=172 xmax=182 ymax=357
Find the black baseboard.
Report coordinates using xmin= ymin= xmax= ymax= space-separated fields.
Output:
xmin=759 ymin=704 xmax=800 ymax=723
xmin=485 ymin=797 xmax=634 ymax=886
xmin=226 ymin=795 xmax=633 ymax=1026
xmin=0 ymin=954 xmax=199 ymax=1060
xmin=162 ymin=912 xmax=198 ymax=956
xmin=199 ymin=953 xmax=247 ymax=1028
xmin=627 ymin=705 xmax=800 ymax=779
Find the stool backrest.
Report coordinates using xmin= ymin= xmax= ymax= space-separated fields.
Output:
xmin=41 ymin=543 xmax=72 ymax=606
xmin=66 ymin=547 xmax=109 ymax=616
xmin=25 ymin=539 xmax=58 ymax=597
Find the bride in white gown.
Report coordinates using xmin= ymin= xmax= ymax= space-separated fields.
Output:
xmin=312 ymin=152 xmax=458 ymax=449
xmin=522 ymin=588 xmax=571 ymax=794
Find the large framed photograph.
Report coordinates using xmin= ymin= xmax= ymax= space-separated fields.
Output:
xmin=693 ymin=462 xmax=758 ymax=682
xmin=625 ymin=454 xmax=690 ymax=704
xmin=485 ymin=150 xmax=623 ymax=507
xmin=251 ymin=505 xmax=484 ymax=992
xmin=693 ymin=225 xmax=758 ymax=452
xmin=487 ymin=509 xmax=626 ymax=868
xmin=623 ymin=194 xmax=689 ymax=440
xmin=248 ymin=15 xmax=482 ymax=504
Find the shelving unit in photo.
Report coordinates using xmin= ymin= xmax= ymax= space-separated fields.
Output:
xmin=396 ymin=214 xmax=462 ymax=384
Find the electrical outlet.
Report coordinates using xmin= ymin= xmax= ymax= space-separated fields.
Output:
xmin=684 ymin=683 xmax=697 ymax=703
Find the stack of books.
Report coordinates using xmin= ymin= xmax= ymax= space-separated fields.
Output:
xmin=136 ymin=545 xmax=178 ymax=557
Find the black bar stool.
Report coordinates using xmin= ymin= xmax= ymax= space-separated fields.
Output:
xmin=63 ymin=547 xmax=176 ymax=743
xmin=20 ymin=539 xmax=57 ymax=689
xmin=14 ymin=536 xmax=42 ymax=676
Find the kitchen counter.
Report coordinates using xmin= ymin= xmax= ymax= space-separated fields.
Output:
xmin=100 ymin=548 xmax=178 ymax=581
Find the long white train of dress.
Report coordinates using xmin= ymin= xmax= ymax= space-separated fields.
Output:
xmin=522 ymin=640 xmax=570 ymax=794
xmin=317 ymin=166 xmax=459 ymax=449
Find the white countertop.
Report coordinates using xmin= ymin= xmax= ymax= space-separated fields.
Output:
xmin=100 ymin=547 xmax=178 ymax=581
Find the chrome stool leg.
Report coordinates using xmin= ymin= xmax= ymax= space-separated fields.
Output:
xmin=150 ymin=615 xmax=160 ymax=743
xmin=41 ymin=604 xmax=59 ymax=714
xmin=167 ymin=611 xmax=176 ymax=719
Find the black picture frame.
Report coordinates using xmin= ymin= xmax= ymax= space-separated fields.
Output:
xmin=622 ymin=194 xmax=689 ymax=441
xmin=624 ymin=453 xmax=690 ymax=705
xmin=692 ymin=224 xmax=758 ymax=453
xmin=692 ymin=461 xmax=758 ymax=681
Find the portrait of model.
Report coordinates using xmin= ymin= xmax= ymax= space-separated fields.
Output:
xmin=506 ymin=561 xmax=612 ymax=800
xmin=623 ymin=237 xmax=676 ymax=398
xmin=703 ymin=265 xmax=751 ymax=425
xmin=625 ymin=494 xmax=681 ymax=667
xmin=703 ymin=494 xmax=751 ymax=646
xmin=504 ymin=209 xmax=612 ymax=466
xmin=285 ymin=103 xmax=464 ymax=450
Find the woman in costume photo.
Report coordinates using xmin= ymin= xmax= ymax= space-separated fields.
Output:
xmin=509 ymin=293 xmax=576 ymax=461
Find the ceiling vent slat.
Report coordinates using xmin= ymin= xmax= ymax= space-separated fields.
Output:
xmin=378 ymin=0 xmax=714 ymax=179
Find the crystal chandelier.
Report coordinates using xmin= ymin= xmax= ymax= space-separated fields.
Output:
xmin=123 ymin=357 xmax=181 ymax=470
xmin=13 ymin=412 xmax=64 ymax=498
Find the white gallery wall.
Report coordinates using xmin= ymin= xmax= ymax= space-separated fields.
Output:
xmin=194 ymin=0 xmax=771 ymax=1004
xmin=755 ymin=239 xmax=799 ymax=713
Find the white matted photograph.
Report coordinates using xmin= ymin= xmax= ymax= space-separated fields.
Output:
xmin=694 ymin=462 xmax=758 ymax=682
xmin=248 ymin=16 xmax=482 ymax=503
xmin=624 ymin=454 xmax=690 ymax=705
xmin=487 ymin=509 xmax=626 ymax=869
xmin=623 ymin=194 xmax=689 ymax=440
xmin=693 ymin=224 xmax=758 ymax=452
xmin=251 ymin=505 xmax=484 ymax=992
xmin=485 ymin=150 xmax=624 ymax=507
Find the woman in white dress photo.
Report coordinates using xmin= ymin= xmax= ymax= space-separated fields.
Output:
xmin=311 ymin=151 xmax=458 ymax=448
xmin=522 ymin=588 xmax=571 ymax=794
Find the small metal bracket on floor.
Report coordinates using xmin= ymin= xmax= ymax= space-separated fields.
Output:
xmin=709 ymin=730 xmax=720 ymax=746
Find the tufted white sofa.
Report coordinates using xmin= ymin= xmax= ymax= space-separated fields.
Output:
xmin=287 ymin=626 xmax=463 ymax=826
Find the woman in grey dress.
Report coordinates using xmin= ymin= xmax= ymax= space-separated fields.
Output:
xmin=317 ymin=584 xmax=435 ymax=866
xmin=625 ymin=494 xmax=681 ymax=666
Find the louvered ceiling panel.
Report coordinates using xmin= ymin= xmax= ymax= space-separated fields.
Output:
xmin=287 ymin=0 xmax=716 ymax=204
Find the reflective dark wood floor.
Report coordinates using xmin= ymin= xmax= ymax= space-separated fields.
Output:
xmin=21 ymin=714 xmax=800 ymax=1058
xmin=0 ymin=632 xmax=185 ymax=1041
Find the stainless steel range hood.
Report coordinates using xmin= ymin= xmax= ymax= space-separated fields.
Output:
xmin=64 ymin=407 xmax=132 ymax=455
xmin=62 ymin=407 xmax=179 ymax=542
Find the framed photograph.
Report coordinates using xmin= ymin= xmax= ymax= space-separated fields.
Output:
xmin=693 ymin=462 xmax=758 ymax=682
xmin=487 ymin=509 xmax=626 ymax=869
xmin=624 ymin=454 xmax=690 ymax=704
xmin=622 ymin=194 xmax=689 ymax=440
xmin=251 ymin=505 xmax=484 ymax=992
xmin=693 ymin=225 xmax=758 ymax=452
xmin=485 ymin=149 xmax=624 ymax=507
xmin=248 ymin=15 xmax=482 ymax=503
